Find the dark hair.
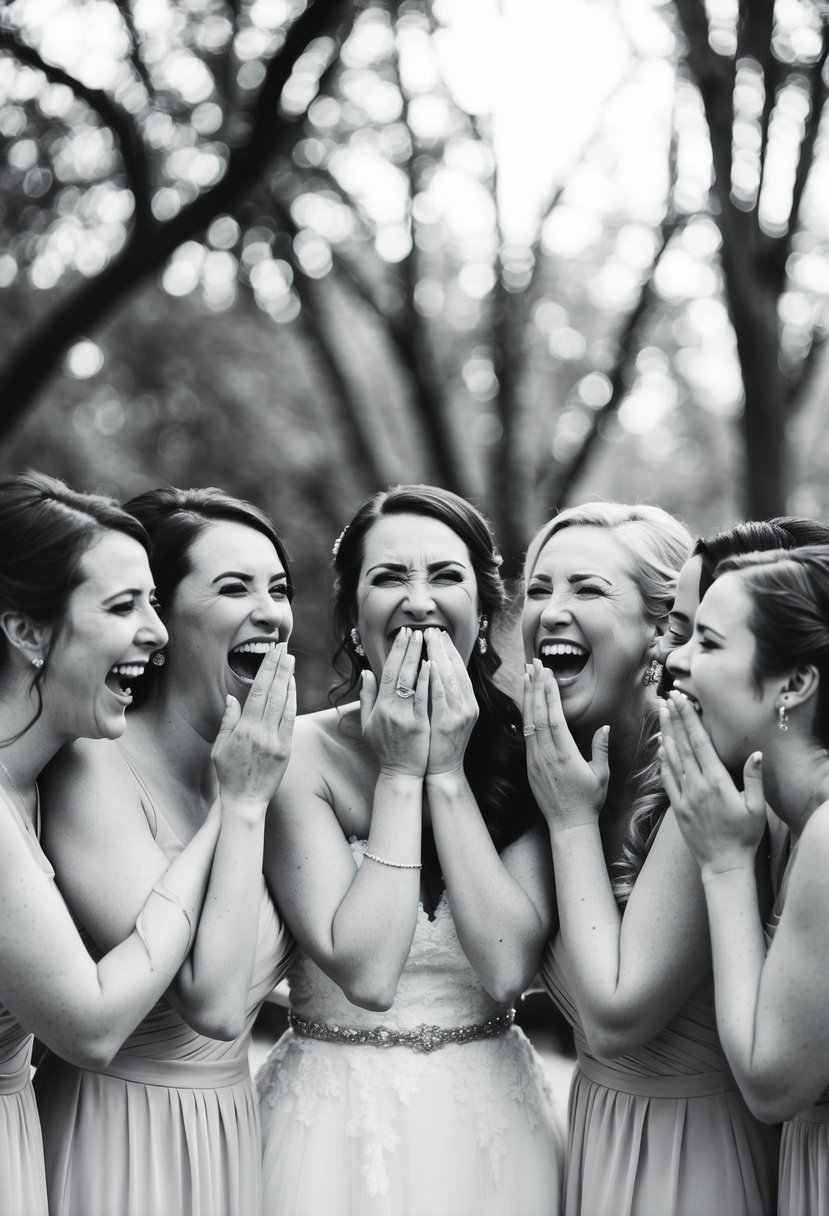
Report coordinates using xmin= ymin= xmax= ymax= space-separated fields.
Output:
xmin=717 ymin=545 xmax=829 ymax=748
xmin=331 ymin=484 xmax=536 ymax=851
xmin=695 ymin=517 xmax=829 ymax=600
xmin=0 ymin=470 xmax=151 ymax=738
xmin=123 ymin=486 xmax=291 ymax=707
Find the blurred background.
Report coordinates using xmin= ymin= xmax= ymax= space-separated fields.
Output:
xmin=1 ymin=0 xmax=828 ymax=712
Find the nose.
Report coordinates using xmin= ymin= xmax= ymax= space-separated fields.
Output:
xmin=140 ymin=604 xmax=168 ymax=651
xmin=402 ymin=577 xmax=437 ymax=622
xmin=666 ymin=636 xmax=691 ymax=679
xmin=539 ymin=589 xmax=573 ymax=629
xmin=251 ymin=592 xmax=292 ymax=636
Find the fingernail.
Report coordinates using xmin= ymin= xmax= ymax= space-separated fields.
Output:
xmin=751 ymin=751 xmax=762 ymax=765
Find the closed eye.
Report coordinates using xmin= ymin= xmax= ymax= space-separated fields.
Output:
xmin=576 ymin=584 xmax=605 ymax=597
xmin=109 ymin=599 xmax=136 ymax=615
xmin=270 ymin=583 xmax=293 ymax=602
xmin=218 ymin=582 xmax=248 ymax=595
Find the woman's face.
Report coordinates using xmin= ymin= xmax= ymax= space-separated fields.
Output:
xmin=655 ymin=554 xmax=703 ymax=665
xmin=670 ymin=572 xmax=779 ymax=771
xmin=163 ymin=520 xmax=292 ymax=723
xmin=355 ymin=513 xmax=480 ymax=679
xmin=44 ymin=531 xmax=167 ymax=741
xmin=521 ymin=525 xmax=655 ymax=734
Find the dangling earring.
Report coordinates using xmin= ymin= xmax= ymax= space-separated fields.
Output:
xmin=350 ymin=628 xmax=365 ymax=657
xmin=151 ymin=650 xmax=166 ymax=667
xmin=31 ymin=657 xmax=44 ymax=669
xmin=642 ymin=658 xmax=661 ymax=687
xmin=477 ymin=616 xmax=488 ymax=655
xmin=778 ymin=704 xmax=789 ymax=732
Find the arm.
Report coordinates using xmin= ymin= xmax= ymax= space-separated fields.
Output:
xmin=264 ymin=630 xmax=429 ymax=1011
xmin=0 ymin=792 xmax=217 ymax=1069
xmin=42 ymin=647 xmax=295 ymax=1040
xmin=666 ymin=695 xmax=829 ymax=1121
xmin=424 ymin=632 xmax=553 ymax=1002
xmin=526 ymin=662 xmax=709 ymax=1057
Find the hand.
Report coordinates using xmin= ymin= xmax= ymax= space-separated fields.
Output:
xmin=211 ymin=643 xmax=296 ymax=816
xmin=360 ymin=628 xmax=430 ymax=778
xmin=523 ymin=659 xmax=609 ymax=835
xmin=425 ymin=628 xmax=478 ymax=776
xmin=660 ymin=692 xmax=766 ymax=875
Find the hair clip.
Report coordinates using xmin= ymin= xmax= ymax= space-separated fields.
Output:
xmin=332 ymin=524 xmax=349 ymax=559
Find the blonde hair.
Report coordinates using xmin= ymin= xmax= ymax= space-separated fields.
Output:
xmin=524 ymin=501 xmax=692 ymax=902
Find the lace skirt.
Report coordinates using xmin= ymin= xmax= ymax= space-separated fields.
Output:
xmin=257 ymin=1024 xmax=563 ymax=1216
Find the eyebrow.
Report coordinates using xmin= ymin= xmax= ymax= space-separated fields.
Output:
xmin=102 ymin=588 xmax=144 ymax=604
xmin=529 ymin=571 xmax=613 ymax=586
xmin=366 ymin=560 xmax=467 ymax=576
xmin=211 ymin=570 xmax=288 ymax=584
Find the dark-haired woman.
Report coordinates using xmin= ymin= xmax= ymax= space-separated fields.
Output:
xmin=664 ymin=545 xmax=829 ymax=1216
xmin=522 ymin=502 xmax=778 ymax=1215
xmin=0 ymin=473 xmax=227 ymax=1216
xmin=257 ymin=485 xmax=562 ymax=1216
xmin=34 ymin=488 xmax=296 ymax=1216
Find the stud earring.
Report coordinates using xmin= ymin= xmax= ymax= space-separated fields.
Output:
xmin=642 ymin=658 xmax=661 ymax=687
xmin=477 ymin=616 xmax=488 ymax=655
xmin=151 ymin=650 xmax=167 ymax=667
xmin=778 ymin=704 xmax=789 ymax=732
xmin=31 ymin=657 xmax=43 ymax=669
xmin=350 ymin=628 xmax=365 ymax=657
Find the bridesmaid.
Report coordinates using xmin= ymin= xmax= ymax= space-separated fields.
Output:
xmin=0 ymin=472 xmax=221 ymax=1216
xmin=664 ymin=545 xmax=829 ymax=1216
xmin=34 ymin=487 xmax=296 ymax=1216
xmin=523 ymin=502 xmax=779 ymax=1215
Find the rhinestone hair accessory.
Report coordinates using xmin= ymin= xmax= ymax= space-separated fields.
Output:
xmin=332 ymin=524 xmax=349 ymax=558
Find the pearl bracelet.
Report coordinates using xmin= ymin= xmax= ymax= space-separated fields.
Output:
xmin=363 ymin=850 xmax=422 ymax=870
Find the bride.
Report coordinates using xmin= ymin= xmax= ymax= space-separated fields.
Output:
xmin=257 ymin=484 xmax=562 ymax=1216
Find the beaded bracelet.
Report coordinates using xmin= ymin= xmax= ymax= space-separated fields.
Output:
xmin=363 ymin=850 xmax=422 ymax=870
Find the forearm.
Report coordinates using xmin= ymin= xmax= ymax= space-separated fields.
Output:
xmin=428 ymin=771 xmax=547 ymax=1002
xmin=326 ymin=772 xmax=423 ymax=1009
xmin=173 ymin=798 xmax=266 ymax=1037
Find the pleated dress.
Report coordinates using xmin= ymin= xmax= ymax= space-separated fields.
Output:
xmin=0 ymin=801 xmax=52 ymax=1216
xmin=542 ymin=934 xmax=779 ymax=1216
xmin=34 ymin=793 xmax=294 ymax=1216
xmin=767 ymin=843 xmax=829 ymax=1216
xmin=256 ymin=838 xmax=564 ymax=1216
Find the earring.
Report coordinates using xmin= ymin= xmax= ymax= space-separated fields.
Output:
xmin=477 ymin=616 xmax=488 ymax=655
xmin=350 ymin=628 xmax=365 ymax=657
xmin=642 ymin=658 xmax=661 ymax=687
xmin=151 ymin=650 xmax=166 ymax=667
xmin=31 ymin=657 xmax=43 ymax=669
xmin=778 ymin=704 xmax=789 ymax=732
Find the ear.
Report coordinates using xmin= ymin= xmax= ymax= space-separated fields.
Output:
xmin=779 ymin=664 xmax=820 ymax=711
xmin=0 ymin=611 xmax=50 ymax=667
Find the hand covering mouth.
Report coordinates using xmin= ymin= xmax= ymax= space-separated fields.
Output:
xmin=227 ymin=640 xmax=279 ymax=684
xmin=105 ymin=663 xmax=147 ymax=697
xmin=538 ymin=641 xmax=589 ymax=682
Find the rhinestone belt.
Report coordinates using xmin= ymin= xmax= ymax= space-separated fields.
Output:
xmin=288 ymin=1008 xmax=515 ymax=1053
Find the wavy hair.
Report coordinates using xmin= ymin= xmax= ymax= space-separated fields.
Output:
xmin=331 ymin=484 xmax=536 ymax=851
xmin=123 ymin=486 xmax=291 ymax=708
xmin=523 ymin=501 xmax=692 ymax=903
xmin=0 ymin=470 xmax=151 ymax=741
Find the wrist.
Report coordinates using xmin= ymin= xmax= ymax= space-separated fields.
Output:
xmin=220 ymin=793 xmax=270 ymax=826
xmin=376 ymin=768 xmax=425 ymax=789
xmin=424 ymin=766 xmax=466 ymax=790
xmin=700 ymin=849 xmax=756 ymax=883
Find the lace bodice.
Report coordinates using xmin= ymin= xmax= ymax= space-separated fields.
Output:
xmin=286 ymin=838 xmax=510 ymax=1031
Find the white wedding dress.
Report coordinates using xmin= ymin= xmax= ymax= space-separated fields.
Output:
xmin=257 ymin=839 xmax=563 ymax=1215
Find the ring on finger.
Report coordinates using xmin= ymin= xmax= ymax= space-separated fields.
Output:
xmin=395 ymin=684 xmax=416 ymax=699
xmin=522 ymin=724 xmax=536 ymax=737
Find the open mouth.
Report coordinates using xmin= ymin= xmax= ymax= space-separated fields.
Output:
xmin=538 ymin=641 xmax=589 ymax=686
xmin=227 ymin=640 xmax=278 ymax=685
xmin=105 ymin=663 xmax=146 ymax=701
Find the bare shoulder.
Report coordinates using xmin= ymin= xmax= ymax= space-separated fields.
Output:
xmin=39 ymin=736 xmax=145 ymax=849
xmin=287 ymin=705 xmax=366 ymax=778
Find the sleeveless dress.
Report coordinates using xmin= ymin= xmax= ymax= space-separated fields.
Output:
xmin=257 ymin=838 xmax=564 ymax=1216
xmin=542 ymin=934 xmax=779 ymax=1216
xmin=34 ymin=780 xmax=294 ymax=1216
xmin=767 ymin=842 xmax=829 ymax=1216
xmin=0 ymin=800 xmax=52 ymax=1216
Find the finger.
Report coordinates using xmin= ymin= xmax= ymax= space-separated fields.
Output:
xmin=522 ymin=668 xmax=536 ymax=742
xmin=531 ymin=659 xmax=552 ymax=735
xmin=397 ymin=629 xmax=424 ymax=694
xmin=278 ymin=673 xmax=297 ymax=739
xmin=414 ymin=658 xmax=431 ymax=720
xmin=261 ymin=648 xmax=295 ymax=725
xmin=659 ymin=744 xmax=683 ymax=809
xmin=542 ymin=666 xmax=569 ymax=737
xmin=665 ymin=696 xmax=699 ymax=774
xmin=742 ymin=751 xmax=765 ymax=817
xmin=660 ymin=731 xmax=685 ymax=789
xmin=359 ymin=669 xmax=378 ymax=733
xmin=242 ymin=643 xmax=282 ymax=715
xmin=380 ymin=628 xmax=411 ymax=691
xmin=673 ymin=694 xmax=722 ymax=772
xmin=212 ymin=695 xmax=241 ymax=756
xmin=589 ymin=724 xmax=610 ymax=788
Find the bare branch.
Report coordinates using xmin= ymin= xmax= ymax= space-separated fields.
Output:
xmin=110 ymin=0 xmax=155 ymax=102
xmin=787 ymin=24 xmax=829 ymax=245
xmin=0 ymin=26 xmax=152 ymax=225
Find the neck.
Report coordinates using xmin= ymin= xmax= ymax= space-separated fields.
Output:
xmin=127 ymin=693 xmax=218 ymax=802
xmin=0 ymin=673 xmax=65 ymax=801
xmin=761 ymin=732 xmax=829 ymax=842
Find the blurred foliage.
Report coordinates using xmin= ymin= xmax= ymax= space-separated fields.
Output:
xmin=1 ymin=0 xmax=828 ymax=707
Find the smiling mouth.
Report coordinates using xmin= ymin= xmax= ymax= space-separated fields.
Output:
xmin=227 ymin=640 xmax=279 ymax=685
xmin=538 ymin=641 xmax=589 ymax=685
xmin=105 ymin=663 xmax=146 ymax=700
